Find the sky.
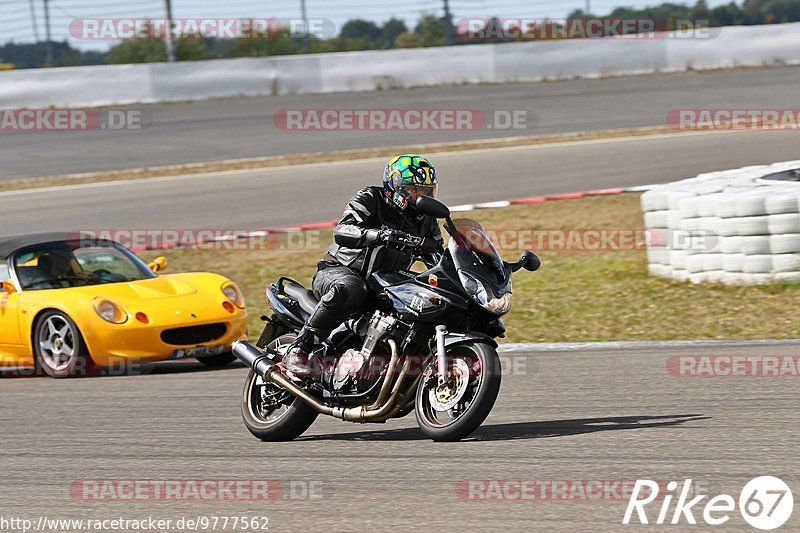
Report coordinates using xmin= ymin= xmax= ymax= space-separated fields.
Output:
xmin=2 ymin=0 xmax=739 ymax=51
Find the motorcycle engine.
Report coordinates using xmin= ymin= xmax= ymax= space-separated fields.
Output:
xmin=332 ymin=349 xmax=367 ymax=392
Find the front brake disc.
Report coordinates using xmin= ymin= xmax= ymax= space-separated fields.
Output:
xmin=428 ymin=358 xmax=470 ymax=411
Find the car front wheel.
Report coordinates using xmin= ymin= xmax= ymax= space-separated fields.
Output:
xmin=33 ymin=311 xmax=94 ymax=378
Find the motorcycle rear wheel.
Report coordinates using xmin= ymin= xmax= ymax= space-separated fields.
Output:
xmin=241 ymin=334 xmax=318 ymax=441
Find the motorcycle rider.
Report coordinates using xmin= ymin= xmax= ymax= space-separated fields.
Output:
xmin=284 ymin=154 xmax=444 ymax=378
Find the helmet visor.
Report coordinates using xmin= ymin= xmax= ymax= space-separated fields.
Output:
xmin=392 ymin=173 xmax=438 ymax=202
xmin=405 ymin=183 xmax=438 ymax=203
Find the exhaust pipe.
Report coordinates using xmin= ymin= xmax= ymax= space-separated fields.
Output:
xmin=339 ymin=352 xmax=409 ymax=422
xmin=232 ymin=338 xmax=414 ymax=422
xmin=232 ymin=339 xmax=337 ymax=417
xmin=368 ymin=339 xmax=399 ymax=410
xmin=232 ymin=339 xmax=276 ymax=378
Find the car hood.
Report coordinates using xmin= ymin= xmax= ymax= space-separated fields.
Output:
xmin=67 ymin=274 xmax=199 ymax=302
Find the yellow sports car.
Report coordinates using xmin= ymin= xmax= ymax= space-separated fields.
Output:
xmin=0 ymin=233 xmax=247 ymax=377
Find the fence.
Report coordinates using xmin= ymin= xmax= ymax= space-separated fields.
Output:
xmin=1 ymin=22 xmax=798 ymax=108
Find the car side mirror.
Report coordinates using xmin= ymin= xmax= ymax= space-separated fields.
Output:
xmin=1 ymin=279 xmax=17 ymax=294
xmin=148 ymin=256 xmax=168 ymax=273
xmin=415 ymin=196 xmax=451 ymax=219
xmin=512 ymin=250 xmax=541 ymax=272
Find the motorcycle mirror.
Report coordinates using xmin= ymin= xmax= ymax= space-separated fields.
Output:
xmin=521 ymin=250 xmax=541 ymax=271
xmin=512 ymin=250 xmax=541 ymax=272
xmin=415 ymin=196 xmax=451 ymax=219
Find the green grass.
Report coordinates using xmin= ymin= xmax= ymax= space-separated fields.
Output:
xmin=141 ymin=194 xmax=800 ymax=343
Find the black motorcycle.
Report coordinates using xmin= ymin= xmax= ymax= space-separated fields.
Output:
xmin=232 ymin=196 xmax=540 ymax=441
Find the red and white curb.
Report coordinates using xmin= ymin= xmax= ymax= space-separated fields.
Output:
xmin=142 ymin=186 xmax=640 ymax=251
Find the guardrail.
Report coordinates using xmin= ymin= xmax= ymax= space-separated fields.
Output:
xmin=642 ymin=161 xmax=800 ymax=285
xmin=1 ymin=22 xmax=799 ymax=109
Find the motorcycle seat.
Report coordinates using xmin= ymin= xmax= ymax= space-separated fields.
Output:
xmin=282 ymin=279 xmax=319 ymax=316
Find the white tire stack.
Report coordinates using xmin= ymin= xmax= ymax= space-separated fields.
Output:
xmin=641 ymin=161 xmax=800 ymax=285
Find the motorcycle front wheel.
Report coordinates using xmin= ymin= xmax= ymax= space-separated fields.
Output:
xmin=241 ymin=334 xmax=318 ymax=441
xmin=415 ymin=342 xmax=501 ymax=442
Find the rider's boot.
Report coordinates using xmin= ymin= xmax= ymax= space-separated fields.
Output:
xmin=283 ymin=326 xmax=321 ymax=379
xmin=284 ymin=297 xmax=339 ymax=379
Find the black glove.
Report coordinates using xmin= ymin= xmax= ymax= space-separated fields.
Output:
xmin=380 ymin=229 xmax=422 ymax=249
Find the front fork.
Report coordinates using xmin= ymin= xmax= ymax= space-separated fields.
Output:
xmin=435 ymin=324 xmax=449 ymax=384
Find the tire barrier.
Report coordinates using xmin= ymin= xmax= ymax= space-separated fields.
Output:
xmin=641 ymin=160 xmax=800 ymax=285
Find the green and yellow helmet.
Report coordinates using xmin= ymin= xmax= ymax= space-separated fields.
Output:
xmin=382 ymin=154 xmax=438 ymax=214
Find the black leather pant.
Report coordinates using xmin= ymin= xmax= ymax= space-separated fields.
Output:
xmin=304 ymin=265 xmax=368 ymax=341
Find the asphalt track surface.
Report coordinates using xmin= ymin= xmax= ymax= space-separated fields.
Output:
xmin=2 ymin=65 xmax=799 ymax=180
xmin=0 ymin=129 xmax=798 ymax=236
xmin=1 ymin=342 xmax=797 ymax=531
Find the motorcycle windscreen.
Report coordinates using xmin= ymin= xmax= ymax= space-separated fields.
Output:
xmin=448 ymin=218 xmax=510 ymax=290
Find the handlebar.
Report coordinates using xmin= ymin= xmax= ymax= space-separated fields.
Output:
xmin=383 ymin=231 xmax=424 ymax=249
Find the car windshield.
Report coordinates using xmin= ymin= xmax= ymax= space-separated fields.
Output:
xmin=13 ymin=240 xmax=155 ymax=290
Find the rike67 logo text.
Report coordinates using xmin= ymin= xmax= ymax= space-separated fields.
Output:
xmin=623 ymin=477 xmax=793 ymax=530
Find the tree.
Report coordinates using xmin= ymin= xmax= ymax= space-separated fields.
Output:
xmin=380 ymin=18 xmax=407 ymax=48
xmin=395 ymin=32 xmax=417 ymax=48
xmin=415 ymin=14 xmax=445 ymax=47
xmin=755 ymin=0 xmax=800 ymax=22
xmin=0 ymin=41 xmax=103 ymax=68
xmin=340 ymin=19 xmax=381 ymax=41
xmin=692 ymin=0 xmax=712 ymax=20
xmin=107 ymin=20 xmax=168 ymax=63
xmin=175 ymin=36 xmax=205 ymax=61
xmin=710 ymin=3 xmax=742 ymax=25
xmin=742 ymin=0 xmax=767 ymax=23
xmin=106 ymin=39 xmax=166 ymax=64
xmin=234 ymin=25 xmax=304 ymax=57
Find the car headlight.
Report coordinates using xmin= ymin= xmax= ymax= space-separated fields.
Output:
xmin=221 ymin=281 xmax=245 ymax=309
xmin=92 ymin=298 xmax=127 ymax=324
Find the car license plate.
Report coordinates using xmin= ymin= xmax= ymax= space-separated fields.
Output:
xmin=172 ymin=344 xmax=225 ymax=360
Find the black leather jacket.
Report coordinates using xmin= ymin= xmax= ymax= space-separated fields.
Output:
xmin=322 ymin=186 xmax=444 ymax=278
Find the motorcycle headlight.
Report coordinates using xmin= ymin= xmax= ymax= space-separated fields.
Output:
xmin=459 ymin=270 xmax=512 ymax=315
xmin=221 ymin=281 xmax=245 ymax=309
xmin=92 ymin=298 xmax=127 ymax=324
xmin=485 ymin=292 xmax=513 ymax=315
xmin=458 ymin=271 xmax=488 ymax=306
